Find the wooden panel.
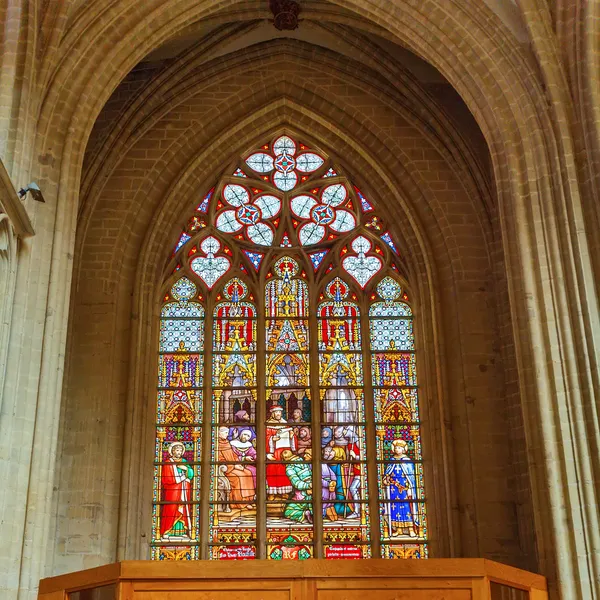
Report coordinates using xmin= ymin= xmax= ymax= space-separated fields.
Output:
xmin=38 ymin=592 xmax=65 ymax=600
xmin=118 ymin=559 xmax=490 ymax=581
xmin=132 ymin=578 xmax=295 ymax=600
xmin=317 ymin=591 xmax=470 ymax=600
xmin=68 ymin=584 xmax=117 ymax=600
xmin=484 ymin=561 xmax=546 ymax=592
xmin=133 ymin=581 xmax=293 ymax=592
xmin=316 ymin=578 xmax=472 ymax=590
xmin=490 ymin=582 xmax=528 ymax=600
xmin=39 ymin=564 xmax=120 ymax=594
xmin=134 ymin=592 xmax=291 ymax=600
xmin=37 ymin=559 xmax=548 ymax=600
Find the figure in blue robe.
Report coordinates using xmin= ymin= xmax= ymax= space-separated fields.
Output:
xmin=383 ymin=439 xmax=419 ymax=537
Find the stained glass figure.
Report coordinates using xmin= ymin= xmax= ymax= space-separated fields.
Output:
xmin=317 ymin=277 xmax=370 ymax=552
xmin=210 ymin=278 xmax=258 ymax=557
xmin=156 ymin=134 xmax=426 ymax=562
xmin=264 ymin=257 xmax=314 ymax=556
xmin=153 ymin=278 xmax=204 ymax=557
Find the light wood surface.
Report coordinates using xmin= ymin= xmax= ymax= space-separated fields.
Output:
xmin=37 ymin=559 xmax=549 ymax=600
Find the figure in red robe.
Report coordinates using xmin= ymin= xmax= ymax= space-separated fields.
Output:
xmin=266 ymin=405 xmax=296 ymax=498
xmin=159 ymin=441 xmax=194 ymax=539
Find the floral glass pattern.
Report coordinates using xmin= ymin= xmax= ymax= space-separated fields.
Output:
xmin=156 ymin=134 xmax=425 ymax=560
xmin=216 ymin=183 xmax=280 ymax=246
xmin=190 ymin=236 xmax=232 ymax=289
xmin=245 ymin=135 xmax=325 ymax=193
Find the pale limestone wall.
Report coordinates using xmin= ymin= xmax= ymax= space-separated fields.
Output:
xmin=0 ymin=2 xmax=596 ymax=600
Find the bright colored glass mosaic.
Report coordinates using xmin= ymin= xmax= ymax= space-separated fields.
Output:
xmin=265 ymin=258 xmax=314 ymax=554
xmin=155 ymin=134 xmax=426 ymax=559
xmin=317 ymin=277 xmax=369 ymax=551
xmin=370 ymin=277 xmax=426 ymax=557
xmin=153 ymin=278 xmax=203 ymax=559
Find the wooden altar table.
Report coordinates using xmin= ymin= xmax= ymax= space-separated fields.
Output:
xmin=38 ymin=559 xmax=548 ymax=600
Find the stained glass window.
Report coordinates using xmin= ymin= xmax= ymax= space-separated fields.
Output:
xmin=154 ymin=134 xmax=427 ymax=560
xmin=370 ymin=277 xmax=427 ymax=558
xmin=154 ymin=277 xmax=203 ymax=560
xmin=318 ymin=278 xmax=370 ymax=558
xmin=265 ymin=257 xmax=313 ymax=559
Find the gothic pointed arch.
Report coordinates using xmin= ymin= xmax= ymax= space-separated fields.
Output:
xmin=154 ymin=133 xmax=426 ymax=560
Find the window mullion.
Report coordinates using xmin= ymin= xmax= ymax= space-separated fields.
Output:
xmin=309 ymin=302 xmax=323 ymax=557
xmin=361 ymin=304 xmax=381 ymax=558
xmin=200 ymin=304 xmax=215 ymax=560
xmin=256 ymin=288 xmax=267 ymax=558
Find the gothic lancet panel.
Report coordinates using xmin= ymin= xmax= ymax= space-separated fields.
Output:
xmin=370 ymin=277 xmax=427 ymax=559
xmin=318 ymin=277 xmax=370 ymax=559
xmin=153 ymin=277 xmax=204 ymax=560
xmin=210 ymin=278 xmax=258 ymax=560
xmin=265 ymin=257 xmax=314 ymax=559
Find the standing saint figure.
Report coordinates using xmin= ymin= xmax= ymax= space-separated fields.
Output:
xmin=160 ymin=441 xmax=194 ymax=539
xmin=383 ymin=439 xmax=419 ymax=538
xmin=321 ymin=446 xmax=339 ymax=521
xmin=266 ymin=405 xmax=296 ymax=498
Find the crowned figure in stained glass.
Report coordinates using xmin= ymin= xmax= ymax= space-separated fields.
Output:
xmin=382 ymin=439 xmax=419 ymax=538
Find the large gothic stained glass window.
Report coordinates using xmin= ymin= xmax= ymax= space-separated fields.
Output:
xmin=154 ymin=134 xmax=427 ymax=560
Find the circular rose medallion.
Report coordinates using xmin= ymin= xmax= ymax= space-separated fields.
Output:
xmin=274 ymin=151 xmax=296 ymax=174
xmin=236 ymin=204 xmax=261 ymax=225
xmin=311 ymin=204 xmax=335 ymax=226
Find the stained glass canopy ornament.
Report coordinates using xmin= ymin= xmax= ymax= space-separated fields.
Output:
xmin=171 ymin=277 xmax=197 ymax=301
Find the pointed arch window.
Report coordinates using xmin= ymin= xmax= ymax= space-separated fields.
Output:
xmin=154 ymin=134 xmax=427 ymax=561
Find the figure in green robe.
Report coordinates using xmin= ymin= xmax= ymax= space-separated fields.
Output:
xmin=282 ymin=449 xmax=313 ymax=524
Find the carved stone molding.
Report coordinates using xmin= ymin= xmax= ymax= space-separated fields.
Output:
xmin=0 ymin=159 xmax=34 ymax=237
